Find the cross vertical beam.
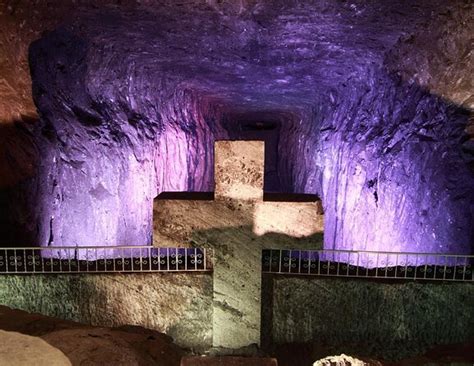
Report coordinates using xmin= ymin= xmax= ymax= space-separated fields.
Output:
xmin=153 ymin=140 xmax=324 ymax=352
xmin=212 ymin=141 xmax=264 ymax=350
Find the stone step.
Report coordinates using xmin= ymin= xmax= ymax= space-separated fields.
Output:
xmin=180 ymin=356 xmax=278 ymax=366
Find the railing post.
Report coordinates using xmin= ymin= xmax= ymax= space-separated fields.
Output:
xmin=307 ymin=250 xmax=310 ymax=275
xmin=149 ymin=247 xmax=152 ymax=272
xmin=278 ymin=249 xmax=282 ymax=274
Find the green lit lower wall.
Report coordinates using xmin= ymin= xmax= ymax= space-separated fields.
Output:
xmin=264 ymin=276 xmax=474 ymax=360
xmin=0 ymin=273 xmax=213 ymax=351
xmin=0 ymin=273 xmax=472 ymax=360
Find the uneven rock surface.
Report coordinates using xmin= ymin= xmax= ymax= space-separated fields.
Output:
xmin=42 ymin=327 xmax=179 ymax=366
xmin=275 ymin=342 xmax=474 ymax=366
xmin=0 ymin=2 xmax=472 ymax=362
xmin=0 ymin=305 xmax=185 ymax=366
xmin=266 ymin=276 xmax=474 ymax=361
xmin=181 ymin=356 xmax=278 ymax=366
xmin=0 ymin=329 xmax=72 ymax=366
xmin=0 ymin=273 xmax=213 ymax=350
xmin=313 ymin=354 xmax=369 ymax=366
xmin=155 ymin=140 xmax=323 ymax=349
xmin=0 ymin=304 xmax=473 ymax=365
xmin=0 ymin=0 xmax=471 ymax=256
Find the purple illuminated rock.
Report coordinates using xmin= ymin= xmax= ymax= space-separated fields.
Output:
xmin=16 ymin=1 xmax=472 ymax=258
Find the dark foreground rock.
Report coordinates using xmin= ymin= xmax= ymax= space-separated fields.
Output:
xmin=0 ymin=305 xmax=185 ymax=366
xmin=0 ymin=329 xmax=72 ymax=366
xmin=0 ymin=305 xmax=473 ymax=365
xmin=273 ymin=342 xmax=474 ymax=366
xmin=181 ymin=356 xmax=277 ymax=366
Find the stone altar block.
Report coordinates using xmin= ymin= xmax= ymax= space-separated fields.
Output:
xmin=153 ymin=140 xmax=323 ymax=351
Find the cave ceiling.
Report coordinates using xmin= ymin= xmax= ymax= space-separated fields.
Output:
xmin=41 ymin=0 xmax=456 ymax=112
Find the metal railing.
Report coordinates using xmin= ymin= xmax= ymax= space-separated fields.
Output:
xmin=262 ymin=249 xmax=473 ymax=282
xmin=1 ymin=246 xmax=471 ymax=281
xmin=0 ymin=246 xmax=212 ymax=274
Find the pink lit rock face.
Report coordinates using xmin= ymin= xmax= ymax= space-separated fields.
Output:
xmin=26 ymin=63 xmax=227 ymax=254
xmin=315 ymin=74 xmax=473 ymax=258
xmin=2 ymin=1 xmax=470 ymax=261
xmin=31 ymin=95 xmax=220 ymax=250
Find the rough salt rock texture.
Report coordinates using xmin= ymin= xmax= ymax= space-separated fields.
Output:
xmin=1 ymin=1 xmax=472 ymax=256
xmin=0 ymin=273 xmax=213 ymax=351
xmin=0 ymin=329 xmax=72 ymax=366
xmin=42 ymin=328 xmax=173 ymax=366
xmin=153 ymin=199 xmax=323 ymax=350
xmin=214 ymin=140 xmax=265 ymax=201
xmin=313 ymin=354 xmax=369 ymax=366
xmin=25 ymin=78 xmax=228 ymax=251
xmin=155 ymin=140 xmax=323 ymax=349
xmin=0 ymin=305 xmax=186 ymax=366
xmin=181 ymin=356 xmax=278 ymax=366
xmin=266 ymin=276 xmax=474 ymax=361
xmin=313 ymin=73 xmax=473 ymax=258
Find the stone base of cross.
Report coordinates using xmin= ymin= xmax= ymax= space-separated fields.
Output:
xmin=153 ymin=141 xmax=324 ymax=351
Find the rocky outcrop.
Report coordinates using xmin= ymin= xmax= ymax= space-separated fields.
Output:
xmin=0 ymin=329 xmax=72 ymax=366
xmin=313 ymin=354 xmax=369 ymax=366
xmin=0 ymin=305 xmax=186 ymax=366
xmin=42 ymin=327 xmax=181 ymax=366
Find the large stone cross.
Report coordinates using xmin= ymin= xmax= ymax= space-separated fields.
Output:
xmin=153 ymin=141 xmax=323 ymax=351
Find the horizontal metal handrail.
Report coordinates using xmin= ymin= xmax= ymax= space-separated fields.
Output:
xmin=0 ymin=246 xmax=472 ymax=281
xmin=262 ymin=248 xmax=473 ymax=282
xmin=0 ymin=246 xmax=213 ymax=274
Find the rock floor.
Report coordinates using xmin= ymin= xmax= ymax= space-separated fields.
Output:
xmin=0 ymin=305 xmax=472 ymax=365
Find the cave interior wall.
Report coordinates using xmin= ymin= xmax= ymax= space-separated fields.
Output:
xmin=0 ymin=0 xmax=472 ymax=256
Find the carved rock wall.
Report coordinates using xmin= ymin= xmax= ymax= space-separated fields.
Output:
xmin=314 ymin=73 xmax=473 ymax=255
xmin=0 ymin=1 xmax=472 ymax=255
xmin=0 ymin=273 xmax=213 ymax=351
xmin=311 ymin=4 xmax=474 ymax=254
xmin=267 ymin=276 xmax=474 ymax=361
xmin=23 ymin=24 xmax=229 ymax=249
